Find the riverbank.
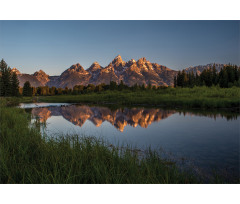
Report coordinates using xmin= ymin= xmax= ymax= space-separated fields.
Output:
xmin=2 ymin=98 xmax=238 ymax=183
xmin=39 ymin=87 xmax=240 ymax=110
xmin=0 ymin=98 xmax=199 ymax=184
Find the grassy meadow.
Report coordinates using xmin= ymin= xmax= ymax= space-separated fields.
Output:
xmin=39 ymin=86 xmax=240 ymax=110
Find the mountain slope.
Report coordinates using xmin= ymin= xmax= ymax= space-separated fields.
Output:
xmin=33 ymin=70 xmax=49 ymax=85
xmin=184 ymin=63 xmax=225 ymax=75
xmin=55 ymin=63 xmax=91 ymax=88
xmin=51 ymin=55 xmax=177 ymax=88
xmin=12 ymin=68 xmax=47 ymax=87
xmin=11 ymin=56 xmax=226 ymax=88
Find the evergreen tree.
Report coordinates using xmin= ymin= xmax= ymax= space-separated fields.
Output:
xmin=119 ymin=80 xmax=124 ymax=91
xmin=176 ymin=71 xmax=183 ymax=87
xmin=233 ymin=65 xmax=239 ymax=82
xmin=0 ymin=59 xmax=7 ymax=96
xmin=219 ymin=68 xmax=228 ymax=88
xmin=11 ymin=72 xmax=20 ymax=96
xmin=109 ymin=81 xmax=117 ymax=90
xmin=200 ymin=69 xmax=207 ymax=86
xmin=132 ymin=83 xmax=139 ymax=91
xmin=22 ymin=81 xmax=32 ymax=96
xmin=195 ymin=73 xmax=200 ymax=86
xmin=188 ymin=71 xmax=195 ymax=87
xmin=5 ymin=67 xmax=12 ymax=96
xmin=212 ymin=64 xmax=218 ymax=85
xmin=173 ymin=76 xmax=177 ymax=88
xmin=205 ymin=68 xmax=213 ymax=87
xmin=0 ymin=59 xmax=12 ymax=96
xmin=182 ymin=70 xmax=188 ymax=87
xmin=141 ymin=83 xmax=146 ymax=90
xmin=191 ymin=71 xmax=195 ymax=87
xmin=226 ymin=65 xmax=235 ymax=84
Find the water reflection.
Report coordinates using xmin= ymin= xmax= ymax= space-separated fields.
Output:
xmin=31 ymin=105 xmax=176 ymax=132
xmin=26 ymin=103 xmax=239 ymax=180
xmin=178 ymin=110 xmax=239 ymax=121
xmin=30 ymin=105 xmax=239 ymax=132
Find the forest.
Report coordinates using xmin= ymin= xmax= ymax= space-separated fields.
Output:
xmin=174 ymin=64 xmax=240 ymax=88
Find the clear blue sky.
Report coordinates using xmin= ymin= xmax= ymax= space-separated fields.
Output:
xmin=0 ymin=20 xmax=239 ymax=75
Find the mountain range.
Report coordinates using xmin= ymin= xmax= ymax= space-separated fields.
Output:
xmin=11 ymin=55 xmax=226 ymax=88
xmin=184 ymin=63 xmax=225 ymax=75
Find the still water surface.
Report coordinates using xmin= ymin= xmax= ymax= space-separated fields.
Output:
xmin=20 ymin=103 xmax=240 ymax=179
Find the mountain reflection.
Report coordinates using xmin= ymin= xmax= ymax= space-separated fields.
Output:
xmin=31 ymin=105 xmax=175 ymax=132
xmin=31 ymin=105 xmax=239 ymax=132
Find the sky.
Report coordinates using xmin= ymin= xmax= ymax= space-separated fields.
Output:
xmin=0 ymin=20 xmax=239 ymax=75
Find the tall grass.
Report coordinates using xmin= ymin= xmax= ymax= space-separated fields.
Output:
xmin=0 ymin=98 xmax=200 ymax=184
xmin=0 ymin=96 xmax=33 ymax=106
xmin=39 ymin=86 xmax=240 ymax=110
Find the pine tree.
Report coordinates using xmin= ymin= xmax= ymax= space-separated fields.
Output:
xmin=0 ymin=59 xmax=7 ymax=96
xmin=200 ymin=69 xmax=208 ymax=86
xmin=195 ymin=73 xmax=200 ymax=86
xmin=141 ymin=83 xmax=145 ymax=90
xmin=109 ymin=81 xmax=117 ymax=90
xmin=212 ymin=64 xmax=218 ymax=85
xmin=119 ymin=80 xmax=124 ymax=91
xmin=190 ymin=71 xmax=195 ymax=87
xmin=174 ymin=76 xmax=177 ymax=87
xmin=132 ymin=83 xmax=139 ymax=91
xmin=233 ymin=65 xmax=239 ymax=82
xmin=176 ymin=71 xmax=183 ymax=87
xmin=205 ymin=68 xmax=213 ymax=87
xmin=219 ymin=68 xmax=228 ymax=88
xmin=0 ymin=72 xmax=2 ymax=96
xmin=22 ymin=81 xmax=32 ymax=96
xmin=0 ymin=59 xmax=12 ymax=96
xmin=5 ymin=67 xmax=12 ymax=96
xmin=11 ymin=72 xmax=20 ymax=96
xmin=226 ymin=65 xmax=235 ymax=84
xmin=182 ymin=70 xmax=188 ymax=87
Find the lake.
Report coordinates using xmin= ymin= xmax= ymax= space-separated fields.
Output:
xmin=19 ymin=103 xmax=240 ymax=180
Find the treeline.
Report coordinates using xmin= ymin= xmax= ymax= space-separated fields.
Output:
xmin=20 ymin=80 xmax=157 ymax=96
xmin=174 ymin=64 xmax=240 ymax=88
xmin=71 ymin=81 xmax=155 ymax=94
xmin=0 ymin=59 xmax=20 ymax=97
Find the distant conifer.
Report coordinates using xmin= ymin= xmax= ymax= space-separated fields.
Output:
xmin=0 ymin=59 xmax=12 ymax=96
xmin=23 ymin=81 xmax=32 ymax=96
xmin=11 ymin=72 xmax=20 ymax=96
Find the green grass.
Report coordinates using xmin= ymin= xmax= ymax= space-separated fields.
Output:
xmin=39 ymin=86 xmax=240 ymax=110
xmin=0 ymin=96 xmax=34 ymax=106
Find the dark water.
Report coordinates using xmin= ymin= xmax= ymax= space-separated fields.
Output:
xmin=19 ymin=103 xmax=240 ymax=180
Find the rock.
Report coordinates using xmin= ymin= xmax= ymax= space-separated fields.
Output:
xmin=12 ymin=56 xmax=224 ymax=88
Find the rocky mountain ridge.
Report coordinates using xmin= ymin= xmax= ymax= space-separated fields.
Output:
xmin=184 ymin=63 xmax=225 ymax=75
xmin=11 ymin=56 xmax=226 ymax=88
